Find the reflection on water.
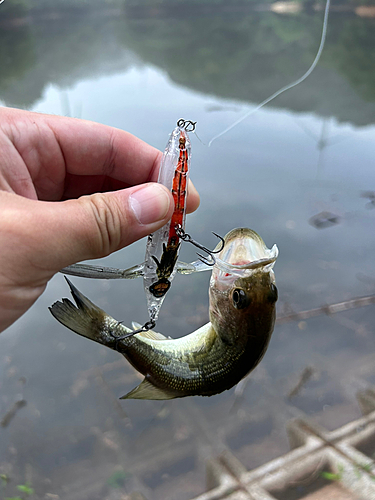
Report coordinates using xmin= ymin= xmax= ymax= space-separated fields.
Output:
xmin=2 ymin=4 xmax=375 ymax=124
xmin=1 ymin=2 xmax=375 ymax=499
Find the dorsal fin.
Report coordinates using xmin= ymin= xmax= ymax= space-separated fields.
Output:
xmin=120 ymin=378 xmax=177 ymax=400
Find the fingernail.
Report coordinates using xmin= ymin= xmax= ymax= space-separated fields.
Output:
xmin=129 ymin=184 xmax=171 ymax=225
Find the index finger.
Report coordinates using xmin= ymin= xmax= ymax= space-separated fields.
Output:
xmin=2 ymin=107 xmax=200 ymax=212
xmin=45 ymin=113 xmax=199 ymax=212
xmin=45 ymin=113 xmax=161 ymax=185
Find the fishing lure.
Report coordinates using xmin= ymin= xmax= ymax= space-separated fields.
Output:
xmin=62 ymin=119 xmax=222 ymax=334
xmin=143 ymin=119 xmax=192 ymax=316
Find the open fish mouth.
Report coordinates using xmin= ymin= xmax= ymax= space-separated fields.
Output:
xmin=213 ymin=228 xmax=278 ymax=278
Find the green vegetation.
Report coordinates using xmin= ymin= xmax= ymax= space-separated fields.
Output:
xmin=1 ymin=474 xmax=10 ymax=486
xmin=321 ymin=462 xmax=375 ymax=483
xmin=0 ymin=0 xmax=373 ymax=19
xmin=323 ymin=16 xmax=375 ymax=102
xmin=118 ymin=9 xmax=375 ymax=123
xmin=107 ymin=470 xmax=131 ymax=489
xmin=0 ymin=22 xmax=35 ymax=106
xmin=1 ymin=2 xmax=375 ymax=126
xmin=321 ymin=464 xmax=344 ymax=481
xmin=1 ymin=478 xmax=35 ymax=500
xmin=0 ymin=0 xmax=123 ymax=16
xmin=16 ymin=484 xmax=34 ymax=495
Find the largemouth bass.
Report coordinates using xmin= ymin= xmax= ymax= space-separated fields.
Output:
xmin=50 ymin=228 xmax=278 ymax=400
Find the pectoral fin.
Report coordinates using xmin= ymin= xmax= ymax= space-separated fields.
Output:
xmin=131 ymin=322 xmax=168 ymax=340
xmin=121 ymin=378 xmax=177 ymax=400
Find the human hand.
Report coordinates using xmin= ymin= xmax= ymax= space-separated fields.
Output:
xmin=0 ymin=107 xmax=200 ymax=332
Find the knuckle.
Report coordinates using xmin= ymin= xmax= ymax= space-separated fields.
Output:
xmin=83 ymin=193 xmax=123 ymax=257
xmin=102 ymin=128 xmax=117 ymax=177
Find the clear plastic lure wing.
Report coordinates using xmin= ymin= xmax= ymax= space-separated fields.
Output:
xmin=60 ymin=263 xmax=144 ymax=279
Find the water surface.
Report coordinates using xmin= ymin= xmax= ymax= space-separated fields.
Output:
xmin=1 ymin=3 xmax=375 ymax=499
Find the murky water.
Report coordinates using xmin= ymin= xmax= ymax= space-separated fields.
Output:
xmin=1 ymin=3 xmax=375 ymax=499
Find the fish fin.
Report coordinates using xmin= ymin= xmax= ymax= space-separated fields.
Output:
xmin=120 ymin=378 xmax=177 ymax=400
xmin=191 ymin=324 xmax=216 ymax=354
xmin=137 ymin=330 xmax=168 ymax=341
xmin=49 ymin=277 xmax=107 ymax=339
xmin=131 ymin=321 xmax=168 ymax=340
xmin=193 ymin=342 xmax=206 ymax=355
xmin=177 ymin=260 xmax=212 ymax=274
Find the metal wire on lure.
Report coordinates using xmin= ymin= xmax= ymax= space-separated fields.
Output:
xmin=177 ymin=119 xmax=197 ymax=132
xmin=110 ymin=319 xmax=157 ymax=342
xmin=175 ymin=225 xmax=225 ymax=266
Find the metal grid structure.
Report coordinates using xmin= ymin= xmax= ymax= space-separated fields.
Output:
xmin=192 ymin=408 xmax=375 ymax=500
xmin=51 ymin=353 xmax=375 ymax=500
xmin=59 ymin=330 xmax=375 ymax=500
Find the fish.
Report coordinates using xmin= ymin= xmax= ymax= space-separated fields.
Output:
xmin=49 ymin=228 xmax=278 ymax=400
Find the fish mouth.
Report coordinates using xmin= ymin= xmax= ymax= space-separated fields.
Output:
xmin=213 ymin=228 xmax=278 ymax=278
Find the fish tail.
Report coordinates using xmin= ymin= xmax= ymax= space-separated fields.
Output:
xmin=49 ymin=277 xmax=109 ymax=342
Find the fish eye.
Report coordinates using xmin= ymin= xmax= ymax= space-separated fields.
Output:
xmin=232 ymin=288 xmax=250 ymax=310
xmin=268 ymin=283 xmax=278 ymax=303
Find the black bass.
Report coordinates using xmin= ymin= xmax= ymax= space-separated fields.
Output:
xmin=50 ymin=228 xmax=278 ymax=400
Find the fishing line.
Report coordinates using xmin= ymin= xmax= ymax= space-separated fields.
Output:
xmin=207 ymin=0 xmax=331 ymax=147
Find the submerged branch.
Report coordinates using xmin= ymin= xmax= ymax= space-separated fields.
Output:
xmin=276 ymin=294 xmax=375 ymax=325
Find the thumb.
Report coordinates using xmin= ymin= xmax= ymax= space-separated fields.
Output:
xmin=56 ymin=183 xmax=174 ymax=269
xmin=1 ymin=184 xmax=173 ymax=285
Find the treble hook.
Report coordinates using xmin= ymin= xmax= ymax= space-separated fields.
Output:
xmin=175 ymin=225 xmax=225 ymax=266
xmin=177 ymin=119 xmax=197 ymax=133
xmin=109 ymin=319 xmax=156 ymax=350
